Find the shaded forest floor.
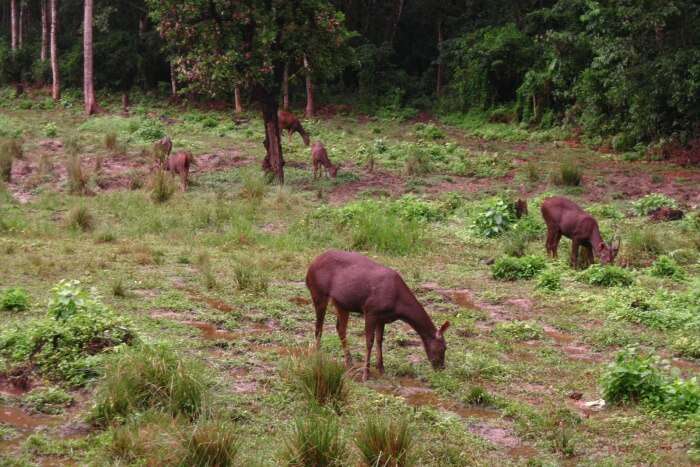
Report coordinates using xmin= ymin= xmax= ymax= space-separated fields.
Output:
xmin=1 ymin=89 xmax=699 ymax=465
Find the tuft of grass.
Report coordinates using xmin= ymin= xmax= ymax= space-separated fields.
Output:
xmin=536 ymin=269 xmax=561 ymax=292
xmin=111 ymin=278 xmax=126 ymax=297
xmin=150 ymin=169 xmax=176 ymax=203
xmin=95 ymin=230 xmax=116 ymax=243
xmin=0 ymin=138 xmax=21 ymax=182
xmin=106 ymin=411 xmax=184 ymax=465
xmin=22 ymin=388 xmax=73 ymax=414
xmin=65 ymin=205 xmax=95 ymax=232
xmin=493 ymin=321 xmax=543 ymax=342
xmin=66 ymin=153 xmax=88 ymax=195
xmin=492 ymin=255 xmax=546 ymax=281
xmin=232 ymin=255 xmax=269 ymax=295
xmin=281 ymin=414 xmax=346 ymax=467
xmin=350 ymin=208 xmax=424 ymax=255
xmin=550 ymin=160 xmax=582 ymax=186
xmin=239 ymin=170 xmax=267 ymax=201
xmin=183 ymin=418 xmax=239 ymax=467
xmin=1 ymin=287 xmax=29 ymax=311
xmin=649 ymin=255 xmax=685 ymax=280
xmin=104 ymin=132 xmax=118 ymax=152
xmin=625 ymin=226 xmax=664 ymax=263
xmin=288 ymin=351 xmax=348 ymax=411
xmin=92 ymin=344 xmax=210 ymax=424
xmin=355 ymin=416 xmax=414 ymax=467
xmin=578 ymin=264 xmax=633 ymax=287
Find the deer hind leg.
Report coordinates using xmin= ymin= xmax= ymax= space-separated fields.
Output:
xmin=570 ymin=239 xmax=580 ymax=269
xmin=311 ymin=293 xmax=329 ymax=348
xmin=375 ymin=323 xmax=385 ymax=374
xmin=362 ymin=315 xmax=377 ymax=382
xmin=180 ymin=172 xmax=187 ymax=192
xmin=334 ymin=305 xmax=352 ymax=367
xmin=551 ymin=231 xmax=562 ymax=259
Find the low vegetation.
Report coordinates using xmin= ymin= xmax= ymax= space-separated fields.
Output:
xmin=492 ymin=255 xmax=546 ymax=281
xmin=355 ymin=416 xmax=414 ymax=467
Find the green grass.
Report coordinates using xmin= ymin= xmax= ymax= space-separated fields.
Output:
xmin=288 ymin=351 xmax=348 ymax=411
xmin=355 ymin=416 xmax=414 ymax=467
xmin=281 ymin=413 xmax=346 ymax=467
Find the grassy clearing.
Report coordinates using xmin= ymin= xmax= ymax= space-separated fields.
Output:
xmin=0 ymin=91 xmax=699 ymax=465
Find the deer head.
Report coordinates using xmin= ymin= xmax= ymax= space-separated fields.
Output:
xmin=598 ymin=237 xmax=620 ymax=265
xmin=426 ymin=321 xmax=450 ymax=369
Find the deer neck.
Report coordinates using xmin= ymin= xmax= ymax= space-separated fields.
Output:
xmin=590 ymin=226 xmax=605 ymax=258
xmin=399 ymin=301 xmax=438 ymax=347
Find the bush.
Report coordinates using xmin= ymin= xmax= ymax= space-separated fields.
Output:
xmin=0 ymin=280 xmax=135 ymax=385
xmin=289 ymin=352 xmax=347 ymax=411
xmin=493 ymin=321 xmax=543 ymax=342
xmin=414 ymin=123 xmax=444 ymax=140
xmin=633 ymin=194 xmax=678 ymax=216
xmin=22 ymin=388 xmax=73 ymax=415
xmin=578 ymin=264 xmax=633 ymax=287
xmin=65 ymin=153 xmax=88 ymax=195
xmin=492 ymin=255 xmax=546 ymax=281
xmin=626 ymin=227 xmax=664 ymax=260
xmin=649 ymin=255 xmax=685 ymax=280
xmin=355 ymin=416 xmax=413 ymax=467
xmin=43 ymin=122 xmax=57 ymax=137
xmin=472 ymin=199 xmax=515 ymax=238
xmin=239 ymin=170 xmax=267 ymax=201
xmin=502 ymin=231 xmax=528 ymax=257
xmin=1 ymin=287 xmax=29 ymax=311
xmin=672 ymin=335 xmax=700 ymax=359
xmin=65 ymin=205 xmax=95 ymax=232
xmin=282 ymin=414 xmax=346 ymax=467
xmin=133 ymin=118 xmax=165 ymax=142
xmin=404 ymin=146 xmax=432 ymax=176
xmin=232 ymin=256 xmax=269 ymax=295
xmin=392 ymin=195 xmax=445 ymax=223
xmin=183 ymin=418 xmax=239 ymax=467
xmin=550 ymin=160 xmax=582 ymax=186
xmin=92 ymin=344 xmax=209 ymax=424
xmin=150 ymin=169 xmax=176 ymax=203
xmin=536 ymin=269 xmax=561 ymax=292
xmin=601 ymin=348 xmax=666 ymax=404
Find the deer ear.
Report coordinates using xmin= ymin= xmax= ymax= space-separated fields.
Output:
xmin=437 ymin=321 xmax=451 ymax=337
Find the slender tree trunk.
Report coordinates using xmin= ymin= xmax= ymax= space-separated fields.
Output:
xmin=234 ymin=86 xmax=243 ymax=113
xmin=388 ymin=0 xmax=404 ymax=45
xmin=303 ymin=55 xmax=314 ymax=117
xmin=436 ymin=20 xmax=444 ymax=98
xmin=50 ymin=0 xmax=60 ymax=100
xmin=41 ymin=0 xmax=48 ymax=61
xmin=260 ymin=88 xmax=284 ymax=184
xmin=10 ymin=0 xmax=17 ymax=50
xmin=282 ymin=63 xmax=289 ymax=111
xmin=170 ymin=61 xmax=177 ymax=97
xmin=18 ymin=2 xmax=23 ymax=49
xmin=83 ymin=0 xmax=98 ymax=115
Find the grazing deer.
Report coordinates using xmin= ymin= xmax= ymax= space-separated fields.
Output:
xmin=311 ymin=142 xmax=338 ymax=179
xmin=541 ymin=196 xmax=620 ymax=268
xmin=513 ymin=198 xmax=528 ymax=218
xmin=165 ymin=150 xmax=194 ymax=191
xmin=278 ymin=110 xmax=310 ymax=146
xmin=306 ymin=250 xmax=450 ymax=381
xmin=153 ymin=136 xmax=173 ymax=166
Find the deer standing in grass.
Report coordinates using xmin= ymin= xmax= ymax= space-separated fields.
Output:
xmin=278 ymin=110 xmax=310 ymax=146
xmin=541 ymin=196 xmax=619 ymax=268
xmin=311 ymin=142 xmax=338 ymax=179
xmin=306 ymin=250 xmax=450 ymax=381
xmin=165 ymin=151 xmax=194 ymax=192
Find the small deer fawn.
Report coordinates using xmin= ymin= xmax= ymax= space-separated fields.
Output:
xmin=311 ymin=142 xmax=338 ymax=178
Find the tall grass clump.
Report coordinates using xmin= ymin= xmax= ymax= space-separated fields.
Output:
xmin=92 ymin=344 xmax=210 ymax=424
xmin=66 ymin=153 xmax=88 ymax=195
xmin=550 ymin=160 xmax=582 ymax=186
xmin=350 ymin=207 xmax=423 ymax=255
xmin=232 ymin=255 xmax=269 ymax=294
xmin=182 ymin=418 xmax=239 ymax=467
xmin=239 ymin=170 xmax=267 ymax=201
xmin=355 ymin=416 xmax=414 ymax=467
xmin=65 ymin=205 xmax=95 ymax=232
xmin=150 ymin=169 xmax=176 ymax=203
xmin=288 ymin=351 xmax=347 ymax=411
xmin=0 ymin=138 xmax=21 ymax=182
xmin=281 ymin=414 xmax=346 ymax=467
xmin=104 ymin=132 xmax=118 ymax=152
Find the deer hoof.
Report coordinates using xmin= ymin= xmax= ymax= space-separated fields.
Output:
xmin=376 ymin=364 xmax=385 ymax=374
xmin=362 ymin=368 xmax=370 ymax=382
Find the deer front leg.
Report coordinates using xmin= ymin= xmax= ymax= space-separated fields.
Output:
xmin=181 ymin=173 xmax=187 ymax=192
xmin=375 ymin=322 xmax=385 ymax=374
xmin=362 ymin=316 xmax=376 ymax=382
xmin=335 ymin=307 xmax=352 ymax=368
xmin=571 ymin=239 xmax=580 ymax=268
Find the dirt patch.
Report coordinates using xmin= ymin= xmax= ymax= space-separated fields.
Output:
xmin=0 ymin=366 xmax=33 ymax=395
xmin=289 ymin=296 xmax=311 ymax=306
xmin=328 ymin=169 xmax=404 ymax=204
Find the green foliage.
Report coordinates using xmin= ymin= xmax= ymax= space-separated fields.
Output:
xmin=66 ymin=153 xmax=88 ymax=195
xmin=183 ymin=418 xmax=239 ymax=467
xmin=150 ymin=169 xmax=176 ymax=203
xmin=65 ymin=205 xmax=95 ymax=232
xmin=22 ymin=388 xmax=73 ymax=415
xmin=492 ymin=255 xmax=546 ymax=281
xmin=633 ymin=194 xmax=678 ymax=216
xmin=537 ymin=269 xmax=562 ymax=292
xmin=132 ymin=119 xmax=166 ymax=142
xmin=605 ymin=287 xmax=700 ymax=332
xmin=282 ymin=413 xmax=346 ymax=467
xmin=43 ymin=122 xmax=57 ymax=138
xmin=232 ymin=255 xmax=269 ymax=295
xmin=650 ymin=255 xmax=685 ymax=280
xmin=414 ymin=123 xmax=445 ymax=140
xmin=550 ymin=160 xmax=582 ymax=186
xmin=0 ymin=138 xmax=21 ymax=182
xmin=472 ymin=199 xmax=515 ymax=238
xmin=355 ymin=416 xmax=414 ymax=467
xmin=672 ymin=335 xmax=700 ymax=359
xmin=1 ymin=287 xmax=29 ymax=311
xmin=0 ymin=280 xmax=135 ymax=385
xmin=288 ymin=352 xmax=347 ymax=412
xmin=578 ymin=264 xmax=633 ymax=287
xmin=92 ymin=344 xmax=210 ymax=424
xmin=493 ymin=321 xmax=543 ymax=342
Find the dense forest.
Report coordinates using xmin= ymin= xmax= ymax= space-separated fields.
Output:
xmin=0 ymin=0 xmax=698 ymax=155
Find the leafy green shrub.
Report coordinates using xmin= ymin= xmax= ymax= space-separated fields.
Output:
xmin=578 ymin=264 xmax=633 ymax=287
xmin=511 ymin=214 xmax=546 ymax=240
xmin=150 ymin=169 xmax=176 ymax=203
xmin=414 ymin=123 xmax=445 ymax=140
xmin=537 ymin=269 xmax=561 ymax=292
xmin=472 ymin=199 xmax=515 ymax=238
xmin=92 ymin=344 xmax=209 ymax=424
xmin=355 ymin=416 xmax=413 ymax=467
xmin=633 ymin=194 xmax=677 ymax=216
xmin=288 ymin=351 xmax=347 ymax=411
xmin=649 ymin=255 xmax=685 ymax=280
xmin=183 ymin=418 xmax=239 ymax=467
xmin=404 ymin=146 xmax=432 ymax=176
xmin=133 ymin=118 xmax=165 ymax=142
xmin=601 ymin=348 xmax=666 ymax=404
xmin=392 ymin=195 xmax=445 ymax=223
xmin=587 ymin=204 xmax=624 ymax=220
xmin=1 ymin=287 xmax=29 ymax=311
xmin=65 ymin=205 xmax=95 ymax=232
xmin=671 ymin=335 xmax=700 ymax=359
xmin=22 ymin=388 xmax=73 ymax=414
xmin=492 ymin=255 xmax=546 ymax=281
xmin=493 ymin=321 xmax=543 ymax=342
xmin=282 ymin=414 xmax=346 ymax=467
xmin=0 ymin=279 xmax=135 ymax=385
xmin=43 ymin=122 xmax=57 ymax=137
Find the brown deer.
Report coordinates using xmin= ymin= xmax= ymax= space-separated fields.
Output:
xmin=541 ymin=196 xmax=619 ymax=268
xmin=165 ymin=150 xmax=194 ymax=191
xmin=306 ymin=250 xmax=450 ymax=381
xmin=153 ymin=135 xmax=172 ymax=166
xmin=278 ymin=110 xmax=310 ymax=146
xmin=311 ymin=142 xmax=338 ymax=179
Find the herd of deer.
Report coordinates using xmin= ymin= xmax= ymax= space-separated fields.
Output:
xmin=155 ymin=110 xmax=621 ymax=381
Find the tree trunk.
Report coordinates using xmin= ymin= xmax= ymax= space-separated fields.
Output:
xmin=260 ymin=88 xmax=284 ymax=184
xmin=388 ymin=0 xmax=404 ymax=45
xmin=436 ymin=20 xmax=444 ymax=98
xmin=83 ymin=0 xmax=98 ymax=115
xmin=234 ymin=86 xmax=243 ymax=113
xmin=50 ymin=0 xmax=60 ymax=100
xmin=304 ymin=55 xmax=314 ymax=117
xmin=170 ymin=61 xmax=177 ymax=97
xmin=41 ymin=0 xmax=48 ymax=61
xmin=282 ymin=63 xmax=289 ymax=111
xmin=18 ymin=2 xmax=23 ymax=49
xmin=10 ymin=0 xmax=17 ymax=50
